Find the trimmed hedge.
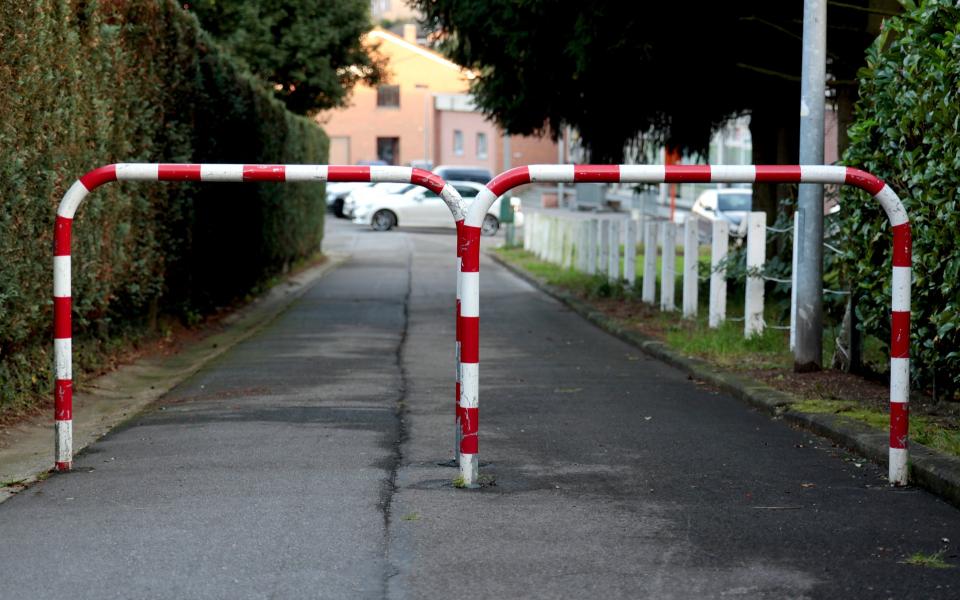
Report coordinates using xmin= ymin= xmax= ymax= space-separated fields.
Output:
xmin=0 ymin=1 xmax=328 ymax=413
xmin=841 ymin=0 xmax=960 ymax=399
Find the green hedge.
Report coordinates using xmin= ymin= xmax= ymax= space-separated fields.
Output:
xmin=841 ymin=0 xmax=960 ymax=399
xmin=0 ymin=1 xmax=328 ymax=413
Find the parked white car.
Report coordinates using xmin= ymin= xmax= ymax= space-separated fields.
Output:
xmin=691 ymin=188 xmax=752 ymax=237
xmin=347 ymin=181 xmax=521 ymax=236
xmin=326 ymin=181 xmax=374 ymax=218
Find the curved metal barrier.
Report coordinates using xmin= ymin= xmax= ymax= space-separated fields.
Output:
xmin=53 ymin=163 xmax=465 ymax=472
xmin=459 ymin=164 xmax=911 ymax=487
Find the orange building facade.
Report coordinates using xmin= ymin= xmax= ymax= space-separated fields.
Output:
xmin=318 ymin=28 xmax=558 ymax=172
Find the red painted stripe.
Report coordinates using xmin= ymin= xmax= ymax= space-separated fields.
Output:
xmin=664 ymin=165 xmax=712 ymax=183
xmin=488 ymin=166 xmax=530 ymax=196
xmin=243 ymin=165 xmax=286 ymax=182
xmin=54 ymin=216 xmax=72 ymax=256
xmin=455 ymin=220 xmax=465 ymax=257
xmin=412 ymin=168 xmax=446 ymax=194
xmin=574 ymin=165 xmax=620 ymax=183
xmin=891 ymin=311 xmax=910 ymax=358
xmin=55 ymin=379 xmax=72 ymax=420
xmin=845 ymin=168 xmax=885 ymax=195
xmin=460 ymin=316 xmax=479 ymax=363
xmin=456 ymin=300 xmax=461 ymax=341
xmin=892 ymin=223 xmax=911 ymax=268
xmin=460 ymin=407 xmax=479 ymax=454
xmin=79 ymin=165 xmax=117 ymax=191
xmin=460 ymin=226 xmax=482 ymax=272
xmin=328 ymin=166 xmax=371 ymax=182
xmin=756 ymin=165 xmax=801 ymax=182
xmin=54 ymin=297 xmax=71 ymax=339
xmin=158 ymin=164 xmax=201 ymax=181
xmin=890 ymin=402 xmax=908 ymax=449
xmin=55 ymin=461 xmax=71 ymax=472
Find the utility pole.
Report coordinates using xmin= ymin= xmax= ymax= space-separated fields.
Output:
xmin=794 ymin=0 xmax=827 ymax=372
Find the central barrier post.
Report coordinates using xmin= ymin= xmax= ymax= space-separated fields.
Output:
xmin=52 ymin=163 xmax=465 ymax=472
xmin=458 ymin=164 xmax=911 ymax=487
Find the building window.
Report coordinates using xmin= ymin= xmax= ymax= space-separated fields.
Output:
xmin=453 ymin=130 xmax=464 ymax=156
xmin=377 ymin=137 xmax=400 ymax=165
xmin=377 ymin=85 xmax=400 ymax=108
xmin=476 ymin=132 xmax=488 ymax=159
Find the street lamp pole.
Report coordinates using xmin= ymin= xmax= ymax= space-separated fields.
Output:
xmin=795 ymin=0 xmax=827 ymax=371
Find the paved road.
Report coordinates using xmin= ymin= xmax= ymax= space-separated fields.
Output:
xmin=1 ymin=218 xmax=958 ymax=599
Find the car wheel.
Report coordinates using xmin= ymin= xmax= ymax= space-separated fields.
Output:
xmin=481 ymin=214 xmax=500 ymax=236
xmin=371 ymin=210 xmax=397 ymax=232
xmin=333 ymin=198 xmax=346 ymax=218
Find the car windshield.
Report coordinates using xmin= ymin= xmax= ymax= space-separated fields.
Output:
xmin=718 ymin=193 xmax=751 ymax=212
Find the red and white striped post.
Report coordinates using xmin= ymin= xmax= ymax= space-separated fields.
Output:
xmin=53 ymin=163 xmax=465 ymax=472
xmin=460 ymin=164 xmax=911 ymax=487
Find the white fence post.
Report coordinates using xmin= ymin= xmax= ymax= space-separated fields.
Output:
xmin=524 ymin=211 xmax=534 ymax=251
xmin=683 ymin=217 xmax=699 ymax=318
xmin=709 ymin=219 xmax=728 ymax=328
xmin=790 ymin=211 xmax=799 ymax=351
xmin=608 ymin=219 xmax=620 ymax=281
xmin=642 ymin=221 xmax=658 ymax=304
xmin=624 ymin=218 xmax=638 ymax=286
xmin=744 ymin=211 xmax=766 ymax=337
xmin=599 ymin=219 xmax=610 ymax=277
xmin=587 ymin=219 xmax=598 ymax=275
xmin=660 ymin=222 xmax=677 ymax=311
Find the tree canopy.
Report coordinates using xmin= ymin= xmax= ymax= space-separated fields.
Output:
xmin=190 ymin=0 xmax=384 ymax=114
xmin=414 ymin=1 xmax=895 ymax=163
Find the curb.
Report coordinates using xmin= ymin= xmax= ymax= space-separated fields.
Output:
xmin=0 ymin=253 xmax=348 ymax=503
xmin=489 ymin=250 xmax=960 ymax=509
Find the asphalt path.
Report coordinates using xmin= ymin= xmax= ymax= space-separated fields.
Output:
xmin=1 ymin=217 xmax=958 ymax=599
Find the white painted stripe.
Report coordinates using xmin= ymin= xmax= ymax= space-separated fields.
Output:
xmin=619 ymin=165 xmax=666 ymax=183
xmin=710 ymin=165 xmax=756 ymax=182
xmin=200 ymin=164 xmax=244 ymax=182
xmin=439 ymin=184 xmax=466 ymax=221
xmin=55 ymin=338 xmax=72 ymax=380
xmin=53 ymin=256 xmax=71 ymax=297
xmin=57 ymin=180 xmax=89 ymax=219
xmin=55 ymin=420 xmax=72 ymax=462
xmin=456 ymin=258 xmax=462 ymax=299
xmin=875 ymin=185 xmax=909 ymax=227
xmin=459 ymin=453 xmax=479 ymax=486
xmin=115 ymin=163 xmax=159 ymax=181
xmin=528 ymin=164 xmax=575 ymax=182
xmin=466 ymin=188 xmax=498 ymax=227
xmin=460 ymin=363 xmax=478 ymax=408
xmin=889 ymin=447 xmax=908 ymax=486
xmin=892 ymin=267 xmax=911 ymax=312
xmin=890 ymin=357 xmax=909 ymax=403
xmin=284 ymin=165 xmax=327 ymax=181
xmin=371 ymin=165 xmax=412 ymax=182
xmin=460 ymin=273 xmax=479 ymax=317
xmin=799 ymin=165 xmax=847 ymax=184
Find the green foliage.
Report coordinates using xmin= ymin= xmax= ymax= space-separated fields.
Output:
xmin=0 ymin=1 xmax=328 ymax=414
xmin=841 ymin=0 xmax=960 ymax=398
xmin=189 ymin=0 xmax=384 ymax=114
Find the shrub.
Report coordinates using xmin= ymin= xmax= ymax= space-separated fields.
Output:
xmin=0 ymin=1 xmax=328 ymax=414
xmin=841 ymin=0 xmax=960 ymax=398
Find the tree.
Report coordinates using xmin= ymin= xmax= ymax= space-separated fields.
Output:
xmin=414 ymin=0 xmax=898 ymax=216
xmin=189 ymin=0 xmax=384 ymax=114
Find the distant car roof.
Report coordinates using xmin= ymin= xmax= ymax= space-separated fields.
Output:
xmin=432 ymin=165 xmax=492 ymax=184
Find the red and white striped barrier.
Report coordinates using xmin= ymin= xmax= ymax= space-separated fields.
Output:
xmin=459 ymin=164 xmax=911 ymax=487
xmin=53 ymin=164 xmax=465 ymax=472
